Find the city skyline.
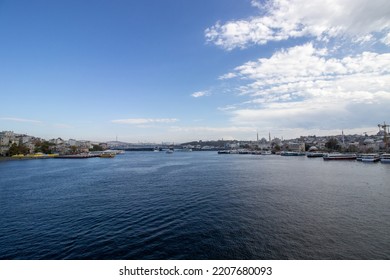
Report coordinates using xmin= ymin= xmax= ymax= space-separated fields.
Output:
xmin=1 ymin=0 xmax=390 ymax=143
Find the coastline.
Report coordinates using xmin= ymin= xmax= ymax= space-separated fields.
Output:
xmin=0 ymin=156 xmax=42 ymax=161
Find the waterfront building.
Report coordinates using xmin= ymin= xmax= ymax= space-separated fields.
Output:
xmin=67 ymin=139 xmax=77 ymax=146
xmin=49 ymin=137 xmax=65 ymax=145
xmin=283 ymin=142 xmax=305 ymax=152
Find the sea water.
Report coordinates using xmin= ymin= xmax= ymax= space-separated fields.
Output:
xmin=0 ymin=152 xmax=389 ymax=259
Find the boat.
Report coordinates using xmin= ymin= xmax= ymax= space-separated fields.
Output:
xmin=361 ymin=153 xmax=380 ymax=163
xmin=218 ymin=150 xmax=230 ymax=154
xmin=100 ymin=152 xmax=116 ymax=158
xmin=323 ymin=153 xmax=357 ymax=160
xmin=306 ymin=152 xmax=324 ymax=158
xmin=261 ymin=151 xmax=272 ymax=155
xmin=166 ymin=149 xmax=174 ymax=154
xmin=104 ymin=149 xmax=124 ymax=155
xmin=380 ymin=153 xmax=390 ymax=163
xmin=280 ymin=151 xmax=305 ymax=156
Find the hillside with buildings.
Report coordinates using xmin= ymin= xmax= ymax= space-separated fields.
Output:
xmin=0 ymin=131 xmax=107 ymax=157
xmin=1 ymin=125 xmax=388 ymax=157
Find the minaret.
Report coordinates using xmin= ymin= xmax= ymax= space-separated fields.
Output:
xmin=257 ymin=131 xmax=259 ymax=142
xmin=269 ymin=132 xmax=271 ymax=142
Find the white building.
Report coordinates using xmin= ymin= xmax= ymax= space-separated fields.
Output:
xmin=67 ymin=139 xmax=77 ymax=146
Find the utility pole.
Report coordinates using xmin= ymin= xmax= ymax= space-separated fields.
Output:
xmin=378 ymin=122 xmax=389 ymax=151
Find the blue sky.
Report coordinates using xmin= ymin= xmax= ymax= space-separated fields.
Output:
xmin=1 ymin=0 xmax=390 ymax=143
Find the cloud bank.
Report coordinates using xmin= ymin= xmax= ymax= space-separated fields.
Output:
xmin=223 ymin=43 xmax=390 ymax=130
xmin=206 ymin=0 xmax=390 ymax=50
xmin=203 ymin=1 xmax=390 ymax=137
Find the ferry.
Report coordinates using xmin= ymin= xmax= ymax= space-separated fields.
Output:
xmin=280 ymin=151 xmax=305 ymax=156
xmin=323 ymin=153 xmax=357 ymax=161
xmin=100 ymin=152 xmax=116 ymax=158
xmin=361 ymin=153 xmax=380 ymax=163
xmin=306 ymin=152 xmax=325 ymax=158
xmin=380 ymin=154 xmax=390 ymax=163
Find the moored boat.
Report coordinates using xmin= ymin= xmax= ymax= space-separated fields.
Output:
xmin=361 ymin=153 xmax=380 ymax=163
xmin=281 ymin=151 xmax=305 ymax=156
xmin=100 ymin=152 xmax=116 ymax=158
xmin=380 ymin=153 xmax=390 ymax=163
xmin=307 ymin=152 xmax=324 ymax=158
xmin=323 ymin=153 xmax=357 ymax=160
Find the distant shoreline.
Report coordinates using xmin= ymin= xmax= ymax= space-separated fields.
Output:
xmin=0 ymin=157 xmax=37 ymax=161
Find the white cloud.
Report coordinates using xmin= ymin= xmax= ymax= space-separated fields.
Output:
xmin=0 ymin=117 xmax=42 ymax=124
xmin=217 ymin=43 xmax=390 ymax=133
xmin=381 ymin=32 xmax=390 ymax=46
xmin=191 ymin=91 xmax=208 ymax=98
xmin=112 ymin=118 xmax=179 ymax=125
xmin=217 ymin=105 xmax=237 ymax=111
xmin=218 ymin=72 xmax=237 ymax=80
xmin=205 ymin=0 xmax=390 ymax=50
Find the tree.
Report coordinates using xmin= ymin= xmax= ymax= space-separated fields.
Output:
xmin=346 ymin=145 xmax=358 ymax=153
xmin=70 ymin=146 xmax=78 ymax=154
xmin=325 ymin=138 xmax=340 ymax=151
xmin=8 ymin=143 xmax=29 ymax=156
xmin=8 ymin=143 xmax=20 ymax=156
xmin=34 ymin=141 xmax=54 ymax=154
xmin=273 ymin=144 xmax=281 ymax=152
xmin=90 ymin=144 xmax=103 ymax=151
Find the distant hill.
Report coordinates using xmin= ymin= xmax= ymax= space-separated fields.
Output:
xmin=106 ymin=141 xmax=130 ymax=146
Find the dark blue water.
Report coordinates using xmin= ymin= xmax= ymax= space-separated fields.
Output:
xmin=1 ymin=152 xmax=389 ymax=259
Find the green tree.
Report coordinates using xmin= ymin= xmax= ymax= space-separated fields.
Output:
xmin=70 ymin=146 xmax=78 ymax=154
xmin=346 ymin=145 xmax=358 ymax=153
xmin=34 ymin=141 xmax=55 ymax=154
xmin=325 ymin=138 xmax=340 ymax=151
xmin=8 ymin=143 xmax=20 ymax=156
xmin=273 ymin=144 xmax=281 ymax=152
xmin=8 ymin=143 xmax=29 ymax=156
xmin=90 ymin=144 xmax=103 ymax=151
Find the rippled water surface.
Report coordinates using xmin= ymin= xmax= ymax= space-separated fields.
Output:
xmin=1 ymin=152 xmax=389 ymax=259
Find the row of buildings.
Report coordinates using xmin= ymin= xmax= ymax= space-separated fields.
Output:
xmin=0 ymin=131 xmax=108 ymax=156
xmin=180 ymin=130 xmax=388 ymax=153
xmin=1 ymin=128 xmax=388 ymax=156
